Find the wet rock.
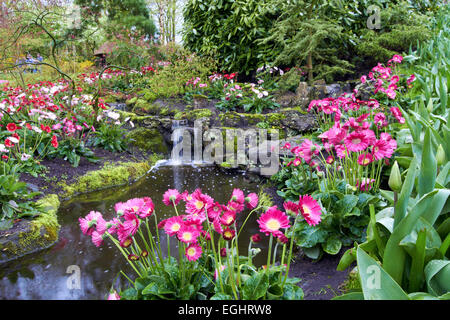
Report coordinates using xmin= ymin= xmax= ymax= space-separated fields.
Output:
xmin=295 ymin=82 xmax=311 ymax=107
xmin=280 ymin=109 xmax=316 ymax=132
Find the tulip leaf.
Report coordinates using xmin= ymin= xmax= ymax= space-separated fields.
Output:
xmin=424 ymin=260 xmax=450 ymax=296
xmin=357 ymin=247 xmax=409 ymax=300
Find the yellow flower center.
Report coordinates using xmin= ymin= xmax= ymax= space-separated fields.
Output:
xmin=266 ymin=219 xmax=281 ymax=231
xmin=182 ymin=232 xmax=192 ymax=241
xmin=171 ymin=223 xmax=181 ymax=232
xmin=195 ymin=201 xmax=204 ymax=209
xmin=302 ymin=205 xmax=311 ymax=215
xmin=187 ymin=248 xmax=196 ymax=256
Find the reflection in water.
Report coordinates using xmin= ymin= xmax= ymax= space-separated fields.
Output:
xmin=0 ymin=165 xmax=266 ymax=300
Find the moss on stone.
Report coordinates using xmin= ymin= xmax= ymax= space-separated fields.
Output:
xmin=126 ymin=127 xmax=168 ymax=153
xmin=0 ymin=194 xmax=61 ymax=263
xmin=185 ymin=108 xmax=213 ymax=121
xmin=23 ymin=195 xmax=60 ymax=246
xmin=126 ymin=97 xmax=138 ymax=105
xmin=60 ymin=160 xmax=157 ymax=199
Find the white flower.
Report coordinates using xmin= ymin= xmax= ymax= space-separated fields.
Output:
xmin=0 ymin=144 xmax=8 ymax=153
xmin=32 ymin=126 xmax=42 ymax=133
xmin=9 ymin=137 xmax=19 ymax=144
xmin=21 ymin=153 xmax=31 ymax=161
xmin=107 ymin=111 xmax=120 ymax=120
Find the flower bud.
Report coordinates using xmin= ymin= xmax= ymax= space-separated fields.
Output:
xmin=388 ymin=161 xmax=402 ymax=192
xmin=436 ymin=144 xmax=446 ymax=166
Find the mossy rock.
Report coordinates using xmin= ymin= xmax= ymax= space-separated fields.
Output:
xmin=126 ymin=127 xmax=168 ymax=154
xmin=126 ymin=97 xmax=138 ymax=105
xmin=0 ymin=194 xmax=61 ymax=263
xmin=59 ymin=159 xmax=159 ymax=199
xmin=185 ymin=108 xmax=213 ymax=122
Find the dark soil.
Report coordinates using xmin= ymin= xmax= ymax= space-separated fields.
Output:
xmin=263 ymin=185 xmax=353 ymax=300
xmin=19 ymin=146 xmax=153 ymax=198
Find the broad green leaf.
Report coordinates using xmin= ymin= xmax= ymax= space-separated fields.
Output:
xmin=332 ymin=292 xmax=364 ymax=300
xmin=242 ymin=272 xmax=269 ymax=300
xmin=322 ymin=236 xmax=342 ymax=255
xmin=357 ymin=247 xmax=409 ymax=300
xmin=418 ymin=129 xmax=436 ymax=198
xmin=424 ymin=260 xmax=450 ymax=296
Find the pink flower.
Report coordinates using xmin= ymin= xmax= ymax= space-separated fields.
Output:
xmin=220 ymin=210 xmax=236 ymax=226
xmin=117 ymin=212 xmax=140 ymax=238
xmin=392 ymin=55 xmax=403 ymax=63
xmin=163 ymin=189 xmax=181 ymax=206
xmin=222 ymin=227 xmax=236 ymax=241
xmin=374 ymin=112 xmax=387 ymax=128
xmin=390 ymin=107 xmax=405 ymax=124
xmin=357 ymin=178 xmax=376 ymax=191
xmin=107 ymin=291 xmax=121 ymax=300
xmin=79 ymin=211 xmax=103 ymax=236
xmin=185 ymin=189 xmax=214 ymax=215
xmin=185 ymin=243 xmax=202 ymax=261
xmin=163 ymin=216 xmax=184 ymax=237
xmin=244 ymin=193 xmax=259 ymax=209
xmin=91 ymin=230 xmax=105 ymax=247
xmin=358 ymin=153 xmax=374 ymax=166
xmin=298 ymin=195 xmax=322 ymax=226
xmin=257 ymin=206 xmax=291 ymax=237
xmin=251 ymin=233 xmax=262 ymax=243
xmin=207 ymin=202 xmax=223 ymax=221
xmin=345 ymin=131 xmax=370 ymax=152
xmin=283 ymin=201 xmax=299 ymax=216
xmin=231 ymin=188 xmax=245 ymax=204
xmin=177 ymin=224 xmax=200 ymax=244
xmin=407 ymin=74 xmax=415 ymax=85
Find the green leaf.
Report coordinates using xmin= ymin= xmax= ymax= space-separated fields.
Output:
xmin=418 ymin=129 xmax=436 ymax=198
xmin=322 ymin=236 xmax=342 ymax=255
xmin=332 ymin=292 xmax=364 ymax=300
xmin=357 ymin=247 xmax=409 ymax=300
xmin=210 ymin=293 xmax=233 ymax=300
xmin=242 ymin=272 xmax=269 ymax=300
xmin=424 ymin=260 xmax=450 ymax=296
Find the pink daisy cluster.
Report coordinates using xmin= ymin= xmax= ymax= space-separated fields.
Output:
xmin=283 ymin=56 xmax=409 ymax=192
xmin=257 ymin=194 xmax=322 ymax=242
xmin=79 ymin=197 xmax=154 ymax=249
xmin=158 ymin=188 xmax=259 ymax=262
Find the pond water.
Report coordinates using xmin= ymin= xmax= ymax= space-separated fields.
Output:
xmin=0 ymin=165 xmax=267 ymax=300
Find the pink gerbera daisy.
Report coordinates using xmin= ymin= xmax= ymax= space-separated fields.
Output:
xmin=222 ymin=227 xmax=236 ymax=241
xmin=163 ymin=189 xmax=182 ymax=206
xmin=91 ymin=231 xmax=106 ymax=247
xmin=244 ymin=193 xmax=259 ymax=209
xmin=220 ymin=210 xmax=236 ymax=226
xmin=257 ymin=206 xmax=291 ymax=237
xmin=207 ymin=202 xmax=223 ymax=221
xmin=185 ymin=243 xmax=202 ymax=261
xmin=163 ymin=216 xmax=184 ymax=237
xmin=230 ymin=188 xmax=245 ymax=204
xmin=283 ymin=201 xmax=299 ymax=216
xmin=358 ymin=153 xmax=373 ymax=166
xmin=177 ymin=224 xmax=200 ymax=244
xmin=345 ymin=131 xmax=370 ymax=152
xmin=185 ymin=189 xmax=214 ymax=215
xmin=79 ymin=211 xmax=104 ymax=236
xmin=298 ymin=195 xmax=322 ymax=226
